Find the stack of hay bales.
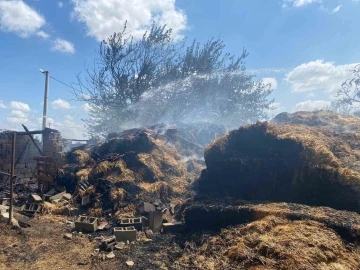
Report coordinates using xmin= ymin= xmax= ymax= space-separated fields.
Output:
xmin=198 ymin=114 xmax=360 ymax=213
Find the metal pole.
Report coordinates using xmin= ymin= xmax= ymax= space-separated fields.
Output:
xmin=42 ymin=71 xmax=49 ymax=132
xmin=8 ymin=132 xmax=16 ymax=225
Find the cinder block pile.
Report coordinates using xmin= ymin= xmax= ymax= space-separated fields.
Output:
xmin=42 ymin=128 xmax=65 ymax=167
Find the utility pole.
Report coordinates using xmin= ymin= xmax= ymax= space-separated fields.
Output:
xmin=41 ymin=70 xmax=49 ymax=131
xmin=8 ymin=132 xmax=16 ymax=225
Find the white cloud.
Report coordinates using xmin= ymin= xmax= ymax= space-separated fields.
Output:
xmin=262 ymin=77 xmax=278 ymax=90
xmin=284 ymin=60 xmax=360 ymax=93
xmin=36 ymin=30 xmax=50 ymax=39
xmin=45 ymin=115 xmax=87 ymax=139
xmin=65 ymin=114 xmax=74 ymax=121
xmin=332 ymin=5 xmax=342 ymax=14
xmin=51 ymin=99 xmax=72 ymax=110
xmin=0 ymin=100 xmax=6 ymax=109
xmin=51 ymin=38 xmax=75 ymax=54
xmin=10 ymin=110 xmax=26 ymax=118
xmin=58 ymin=1 xmax=64 ymax=8
xmin=283 ymin=0 xmax=321 ymax=8
xmin=0 ymin=0 xmax=45 ymax=37
xmin=319 ymin=4 xmax=343 ymax=14
xmin=292 ymin=100 xmax=330 ymax=112
xmin=306 ymin=92 xmax=315 ymax=98
xmin=10 ymin=101 xmax=31 ymax=112
xmin=71 ymin=0 xmax=187 ymax=41
xmin=6 ymin=110 xmax=29 ymax=125
xmin=81 ymin=103 xmax=92 ymax=112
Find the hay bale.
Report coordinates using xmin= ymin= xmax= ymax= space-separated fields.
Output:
xmin=272 ymin=110 xmax=360 ymax=133
xmin=92 ymin=161 xmax=112 ymax=178
xmin=41 ymin=202 xmax=66 ymax=215
xmin=139 ymin=182 xmax=174 ymax=202
xmin=200 ymin=121 xmax=360 ymax=213
xmin=110 ymin=188 xmax=125 ymax=203
xmin=75 ymin=168 xmax=91 ymax=182
xmin=98 ymin=131 xmax=155 ymax=155
xmin=66 ymin=150 xmax=91 ymax=165
xmin=176 ymin=215 xmax=360 ymax=269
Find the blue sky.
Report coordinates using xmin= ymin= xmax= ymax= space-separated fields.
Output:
xmin=0 ymin=0 xmax=359 ymax=138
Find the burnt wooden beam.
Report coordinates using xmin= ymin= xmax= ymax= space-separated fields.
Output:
xmin=22 ymin=125 xmax=45 ymax=156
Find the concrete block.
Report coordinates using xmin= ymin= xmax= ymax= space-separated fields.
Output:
xmin=50 ymin=192 xmax=65 ymax=202
xmin=132 ymin=218 xmax=142 ymax=231
xmin=46 ymin=188 xmax=57 ymax=195
xmin=82 ymin=195 xmax=90 ymax=205
xmin=63 ymin=193 xmax=72 ymax=201
xmin=100 ymin=236 xmax=116 ymax=251
xmin=0 ymin=205 xmax=9 ymax=214
xmin=74 ymin=216 xmax=99 ymax=232
xmin=22 ymin=203 xmax=41 ymax=214
xmin=137 ymin=202 xmax=155 ymax=215
xmin=149 ymin=211 xmax=163 ymax=233
xmin=119 ymin=218 xmax=142 ymax=231
xmin=29 ymin=194 xmax=42 ymax=203
xmin=162 ymin=222 xmax=184 ymax=234
xmin=62 ymin=207 xmax=79 ymax=216
xmin=119 ymin=218 xmax=132 ymax=227
xmin=113 ymin=226 xmax=137 ymax=242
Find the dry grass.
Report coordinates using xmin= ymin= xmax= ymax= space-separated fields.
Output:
xmin=41 ymin=202 xmax=67 ymax=215
xmin=66 ymin=149 xmax=91 ymax=165
xmin=272 ymin=110 xmax=360 ymax=133
xmin=91 ymin=160 xmax=112 ymax=178
xmin=57 ymin=128 xmax=203 ymax=214
xmin=107 ymin=160 xmax=137 ymax=182
xmin=201 ymin=121 xmax=360 ymax=212
xmin=110 ymin=187 xmax=126 ymax=202
xmin=78 ymin=185 xmax=95 ymax=197
xmin=88 ymin=207 xmax=103 ymax=217
xmin=176 ymin=216 xmax=360 ymax=270
xmin=0 ymin=219 xmax=94 ymax=270
xmin=114 ymin=204 xmax=137 ymax=219
xmin=139 ymin=181 xmax=174 ymax=200
xmin=75 ymin=167 xmax=91 ymax=182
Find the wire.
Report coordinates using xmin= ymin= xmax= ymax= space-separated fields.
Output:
xmin=49 ymin=75 xmax=81 ymax=92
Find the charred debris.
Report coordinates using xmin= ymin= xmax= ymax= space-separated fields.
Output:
xmin=2 ymin=112 xmax=360 ymax=269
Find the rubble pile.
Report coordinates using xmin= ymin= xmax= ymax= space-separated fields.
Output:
xmin=53 ymin=123 xmax=219 ymax=221
xmin=197 ymin=120 xmax=360 ymax=213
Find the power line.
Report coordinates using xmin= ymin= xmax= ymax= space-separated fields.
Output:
xmin=49 ymin=75 xmax=81 ymax=92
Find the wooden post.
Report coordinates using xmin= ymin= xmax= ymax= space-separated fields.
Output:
xmin=9 ymin=132 xmax=16 ymax=225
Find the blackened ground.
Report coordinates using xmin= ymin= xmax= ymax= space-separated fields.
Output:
xmin=181 ymin=197 xmax=360 ymax=243
xmin=0 ymin=215 xmax=200 ymax=270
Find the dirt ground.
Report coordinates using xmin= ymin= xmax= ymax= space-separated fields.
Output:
xmin=0 ymin=215 xmax=186 ymax=270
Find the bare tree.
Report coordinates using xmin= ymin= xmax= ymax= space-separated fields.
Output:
xmin=74 ymin=23 xmax=274 ymax=136
xmin=337 ymin=64 xmax=360 ymax=105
